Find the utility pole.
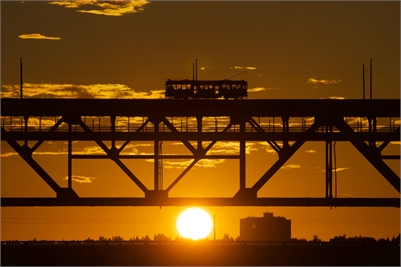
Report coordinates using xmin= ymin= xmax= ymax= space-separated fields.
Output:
xmin=362 ymin=63 xmax=365 ymax=100
xmin=370 ymin=59 xmax=373 ymax=100
xmin=20 ymin=58 xmax=23 ymax=99
xmin=214 ymin=214 xmax=216 ymax=241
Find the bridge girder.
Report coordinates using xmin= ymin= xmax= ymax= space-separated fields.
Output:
xmin=1 ymin=99 xmax=399 ymax=207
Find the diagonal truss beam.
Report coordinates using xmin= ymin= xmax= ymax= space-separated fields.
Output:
xmin=1 ymin=127 xmax=61 ymax=194
xmin=378 ymin=126 xmax=400 ymax=152
xmin=78 ymin=120 xmax=149 ymax=193
xmin=118 ymin=118 xmax=150 ymax=153
xmin=166 ymin=123 xmax=233 ymax=192
xmin=251 ymin=122 xmax=320 ymax=192
xmin=248 ymin=117 xmax=281 ymax=153
xmin=336 ymin=120 xmax=400 ymax=193
xmin=31 ymin=118 xmax=64 ymax=153
xmin=161 ymin=118 xmax=197 ymax=154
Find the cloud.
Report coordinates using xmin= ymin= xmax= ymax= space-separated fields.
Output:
xmin=19 ymin=33 xmax=61 ymax=40
xmin=0 ymin=141 xmax=157 ymax=158
xmin=49 ymin=0 xmax=150 ymax=16
xmin=307 ymin=78 xmax=342 ymax=85
xmin=62 ymin=175 xmax=97 ymax=183
xmin=248 ymin=87 xmax=277 ymax=93
xmin=315 ymin=167 xmax=349 ymax=172
xmin=341 ymin=193 xmax=356 ymax=198
xmin=147 ymin=159 xmax=226 ymax=169
xmin=255 ymin=142 xmax=280 ymax=154
xmin=305 ymin=150 xmax=317 ymax=153
xmin=49 ymin=1 xmax=92 ymax=8
xmin=0 ymin=152 xmax=19 ymax=158
xmin=230 ymin=66 xmax=256 ymax=70
xmin=1 ymin=150 xmax=70 ymax=157
xmin=200 ymin=66 xmax=211 ymax=71
xmin=319 ymin=96 xmax=345 ymax=100
xmin=1 ymin=83 xmax=164 ymax=99
xmin=390 ymin=141 xmax=401 ymax=145
xmin=280 ymin=164 xmax=301 ymax=170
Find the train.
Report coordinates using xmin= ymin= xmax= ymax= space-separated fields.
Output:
xmin=165 ymin=79 xmax=248 ymax=100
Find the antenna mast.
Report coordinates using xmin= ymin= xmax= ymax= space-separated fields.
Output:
xmin=195 ymin=59 xmax=198 ymax=81
xmin=362 ymin=63 xmax=365 ymax=100
xmin=370 ymin=59 xmax=373 ymax=100
xmin=20 ymin=58 xmax=23 ymax=99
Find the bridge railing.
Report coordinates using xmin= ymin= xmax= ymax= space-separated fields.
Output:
xmin=1 ymin=119 xmax=399 ymax=134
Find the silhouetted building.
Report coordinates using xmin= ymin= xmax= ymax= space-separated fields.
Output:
xmin=240 ymin=212 xmax=291 ymax=241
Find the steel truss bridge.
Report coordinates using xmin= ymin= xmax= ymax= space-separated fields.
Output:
xmin=1 ymin=99 xmax=400 ymax=207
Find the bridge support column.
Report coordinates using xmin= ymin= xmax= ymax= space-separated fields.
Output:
xmin=68 ymin=122 xmax=72 ymax=189
xmin=154 ymin=121 xmax=160 ymax=190
xmin=368 ymin=116 xmax=377 ymax=147
xmin=325 ymin=125 xmax=333 ymax=198
xmin=149 ymin=116 xmax=164 ymax=191
xmin=111 ymin=116 xmax=116 ymax=149
xmin=148 ymin=117 xmax=168 ymax=199
xmin=197 ymin=116 xmax=203 ymax=150
xmin=63 ymin=115 xmax=82 ymax=191
xmin=240 ymin=121 xmax=246 ymax=189
xmin=282 ymin=116 xmax=289 ymax=148
xmin=24 ymin=116 xmax=29 ymax=147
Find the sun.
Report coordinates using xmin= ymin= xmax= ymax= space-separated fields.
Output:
xmin=176 ymin=207 xmax=213 ymax=240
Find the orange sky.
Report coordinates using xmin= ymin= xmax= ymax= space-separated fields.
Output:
xmin=1 ymin=1 xmax=400 ymax=241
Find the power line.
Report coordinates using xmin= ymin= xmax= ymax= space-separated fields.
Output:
xmin=1 ymin=70 xmax=399 ymax=74
xmin=2 ymin=217 xmax=399 ymax=222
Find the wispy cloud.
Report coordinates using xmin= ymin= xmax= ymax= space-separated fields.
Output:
xmin=307 ymin=78 xmax=342 ymax=85
xmin=49 ymin=0 xmax=150 ymax=16
xmin=1 ymin=83 xmax=164 ymax=99
xmin=146 ymin=159 xmax=225 ymax=169
xmin=315 ymin=167 xmax=350 ymax=172
xmin=248 ymin=87 xmax=278 ymax=93
xmin=319 ymin=96 xmax=345 ymax=100
xmin=62 ymin=175 xmax=97 ymax=183
xmin=19 ymin=33 xmax=61 ymax=40
xmin=1 ymin=151 xmax=69 ymax=157
xmin=230 ymin=66 xmax=256 ymax=70
xmin=305 ymin=150 xmax=317 ymax=153
xmin=341 ymin=193 xmax=356 ymax=198
xmin=280 ymin=164 xmax=301 ymax=170
xmin=200 ymin=66 xmax=211 ymax=70
xmin=390 ymin=141 xmax=401 ymax=145
xmin=256 ymin=142 xmax=279 ymax=154
xmin=0 ymin=142 xmax=154 ymax=158
xmin=0 ymin=152 xmax=19 ymax=158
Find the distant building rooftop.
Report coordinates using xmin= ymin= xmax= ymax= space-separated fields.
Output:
xmin=240 ymin=212 xmax=291 ymax=241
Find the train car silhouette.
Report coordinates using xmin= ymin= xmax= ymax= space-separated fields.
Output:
xmin=165 ymin=79 xmax=248 ymax=100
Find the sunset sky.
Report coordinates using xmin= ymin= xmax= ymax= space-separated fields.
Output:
xmin=1 ymin=1 xmax=400 ymax=242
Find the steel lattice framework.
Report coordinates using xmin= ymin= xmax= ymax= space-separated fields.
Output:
xmin=1 ymin=99 xmax=400 ymax=207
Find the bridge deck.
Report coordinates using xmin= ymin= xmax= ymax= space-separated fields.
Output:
xmin=1 ymin=99 xmax=399 ymax=117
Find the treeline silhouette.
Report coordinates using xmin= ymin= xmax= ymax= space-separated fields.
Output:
xmin=10 ymin=233 xmax=399 ymax=243
xmin=3 ymin=234 xmax=400 ymax=266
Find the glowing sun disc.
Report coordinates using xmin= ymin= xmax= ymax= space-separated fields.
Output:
xmin=176 ymin=207 xmax=213 ymax=240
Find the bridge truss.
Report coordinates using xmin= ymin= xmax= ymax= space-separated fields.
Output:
xmin=1 ymin=99 xmax=400 ymax=207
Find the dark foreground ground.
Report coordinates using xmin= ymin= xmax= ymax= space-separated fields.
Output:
xmin=1 ymin=241 xmax=400 ymax=266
